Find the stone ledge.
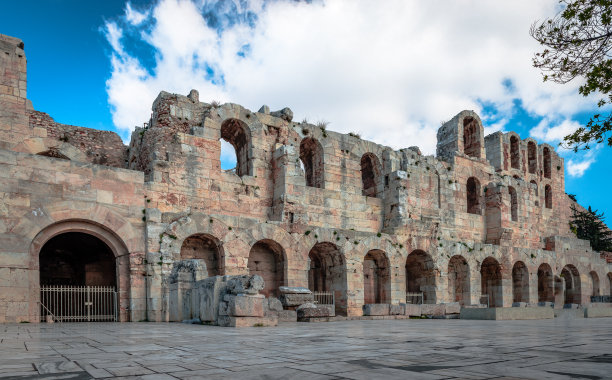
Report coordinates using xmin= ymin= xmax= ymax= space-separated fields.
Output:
xmin=460 ymin=307 xmax=554 ymax=320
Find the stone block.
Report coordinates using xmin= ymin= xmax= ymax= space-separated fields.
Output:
xmin=296 ymin=303 xmax=333 ymax=320
xmin=280 ymin=293 xmax=314 ymax=307
xmin=584 ymin=307 xmax=612 ymax=318
xmin=217 ymin=315 xmax=278 ymax=327
xmin=268 ymin=297 xmax=283 ymax=312
xmin=227 ymin=294 xmax=264 ymax=317
xmin=564 ymin=303 xmax=580 ymax=309
xmin=226 ymin=275 xmax=264 ymax=295
xmin=362 ymin=304 xmax=389 ymax=316
xmin=444 ymin=302 xmax=461 ymax=314
xmin=277 ymin=310 xmax=297 ymax=322
xmin=405 ymin=304 xmax=422 ymax=317
xmin=461 ymin=307 xmax=554 ymax=320
xmin=279 ymin=286 xmax=311 ymax=294
xmin=512 ymin=302 xmax=528 ymax=307
xmin=538 ymin=302 xmax=554 ymax=307
xmin=421 ymin=304 xmax=445 ymax=316
xmin=390 ymin=304 xmax=405 ymax=315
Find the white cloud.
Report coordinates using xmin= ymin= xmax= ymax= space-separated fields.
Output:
xmin=104 ymin=0 xmax=597 ymax=159
xmin=529 ymin=118 xmax=581 ymax=143
xmin=125 ymin=3 xmax=149 ymax=25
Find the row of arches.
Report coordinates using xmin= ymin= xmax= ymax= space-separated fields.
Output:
xmin=177 ymin=233 xmax=611 ymax=310
xmin=466 ymin=177 xmax=553 ymax=217
xmin=220 ymin=119 xmax=384 ymax=198
xmin=508 ymin=135 xmax=552 ymax=178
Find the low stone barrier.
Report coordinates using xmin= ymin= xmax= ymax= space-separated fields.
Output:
xmin=460 ymin=307 xmax=554 ymax=320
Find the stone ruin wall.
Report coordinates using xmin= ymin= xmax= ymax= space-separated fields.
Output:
xmin=0 ymin=33 xmax=611 ymax=322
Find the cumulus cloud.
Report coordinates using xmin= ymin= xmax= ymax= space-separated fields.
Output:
xmin=566 ymin=147 xmax=600 ymax=178
xmin=530 ymin=118 xmax=582 ymax=143
xmin=104 ymin=0 xmax=597 ymax=159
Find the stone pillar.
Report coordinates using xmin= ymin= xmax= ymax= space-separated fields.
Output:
xmin=501 ymin=277 xmax=513 ymax=307
xmin=529 ymin=271 xmax=539 ymax=304
xmin=470 ymin=267 xmax=482 ymax=305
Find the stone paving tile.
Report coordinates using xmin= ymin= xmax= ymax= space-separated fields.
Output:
xmin=1 ymin=318 xmax=612 ymax=379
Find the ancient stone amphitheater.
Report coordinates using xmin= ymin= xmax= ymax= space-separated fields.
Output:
xmin=1 ymin=33 xmax=611 ymax=324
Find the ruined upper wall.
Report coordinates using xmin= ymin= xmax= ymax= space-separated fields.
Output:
xmin=0 ymin=34 xmax=129 ymax=169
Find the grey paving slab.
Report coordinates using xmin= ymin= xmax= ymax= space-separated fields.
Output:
xmin=1 ymin=318 xmax=612 ymax=379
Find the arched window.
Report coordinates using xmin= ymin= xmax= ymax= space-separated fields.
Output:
xmin=510 ymin=135 xmax=520 ymax=169
xmin=248 ymin=240 xmax=285 ymax=297
xmin=543 ymin=147 xmax=551 ymax=179
xmin=512 ymin=261 xmax=529 ymax=303
xmin=180 ymin=234 xmax=224 ymax=277
xmin=300 ymin=138 xmax=324 ymax=188
xmin=509 ymin=186 xmax=518 ymax=221
xmin=220 ymin=118 xmax=251 ymax=177
xmin=463 ymin=117 xmax=481 ymax=158
xmin=360 ymin=153 xmax=382 ymax=198
xmin=590 ymin=271 xmax=600 ymax=297
xmin=528 ymin=141 xmax=537 ymax=174
xmin=466 ymin=177 xmax=481 ymax=214
xmin=545 ymin=184 xmax=552 ymax=209
xmin=363 ymin=250 xmax=390 ymax=304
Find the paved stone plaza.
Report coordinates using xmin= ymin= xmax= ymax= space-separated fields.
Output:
xmin=1 ymin=319 xmax=611 ymax=379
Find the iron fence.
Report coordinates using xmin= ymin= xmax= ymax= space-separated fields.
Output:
xmin=313 ymin=291 xmax=335 ymax=306
xmin=40 ymin=285 xmax=117 ymax=322
xmin=406 ymin=292 xmax=424 ymax=304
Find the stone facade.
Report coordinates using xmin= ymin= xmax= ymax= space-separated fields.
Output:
xmin=1 ymin=33 xmax=611 ymax=323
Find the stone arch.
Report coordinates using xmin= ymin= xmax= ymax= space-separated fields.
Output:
xmin=509 ymin=186 xmax=518 ymax=221
xmin=528 ymin=141 xmax=537 ymax=174
xmin=480 ymin=257 xmax=503 ymax=307
xmin=512 ymin=261 xmax=529 ymax=303
xmin=162 ymin=214 xmax=234 ymax=261
xmin=30 ymin=219 xmax=132 ymax=321
xmin=360 ymin=152 xmax=382 ymax=198
xmin=180 ymin=234 xmax=224 ymax=277
xmin=363 ymin=249 xmax=391 ymax=304
xmin=248 ymin=239 xmax=286 ymax=297
xmin=405 ymin=250 xmax=437 ymax=304
xmin=448 ymin=255 xmax=470 ymax=306
xmin=308 ymin=242 xmax=347 ymax=315
xmin=590 ymin=270 xmax=600 ymax=297
xmin=543 ymin=147 xmax=551 ymax=179
xmin=220 ymin=118 xmax=251 ymax=177
xmin=538 ymin=263 xmax=554 ymax=303
xmin=545 ymin=184 xmax=552 ymax=209
xmin=561 ymin=264 xmax=581 ymax=305
xmin=467 ymin=177 xmax=481 ymax=214
xmin=300 ymin=137 xmax=325 ymax=188
xmin=510 ymin=135 xmax=520 ymax=169
xmin=463 ymin=116 xmax=481 ymax=158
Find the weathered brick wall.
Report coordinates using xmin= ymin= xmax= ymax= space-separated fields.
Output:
xmin=1 ymin=32 xmax=611 ymax=322
xmin=28 ymin=110 xmax=128 ymax=168
xmin=0 ymin=149 xmax=146 ymax=322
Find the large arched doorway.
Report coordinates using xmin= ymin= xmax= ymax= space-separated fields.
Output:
xmin=561 ymin=264 xmax=581 ymax=305
xmin=448 ymin=255 xmax=470 ymax=306
xmin=38 ymin=231 xmax=119 ymax=322
xmin=248 ymin=240 xmax=285 ymax=297
xmin=363 ymin=250 xmax=390 ymax=304
xmin=40 ymin=232 xmax=116 ymax=287
xmin=481 ymin=257 xmax=503 ymax=307
xmin=512 ymin=261 xmax=529 ymax=303
xmin=405 ymin=250 xmax=437 ymax=304
xmin=308 ymin=242 xmax=346 ymax=315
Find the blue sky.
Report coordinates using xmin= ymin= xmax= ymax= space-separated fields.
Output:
xmin=3 ymin=0 xmax=611 ymax=218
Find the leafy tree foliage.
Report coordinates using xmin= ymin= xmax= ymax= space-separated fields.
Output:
xmin=569 ymin=204 xmax=612 ymax=251
xmin=531 ymin=0 xmax=612 ymax=151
